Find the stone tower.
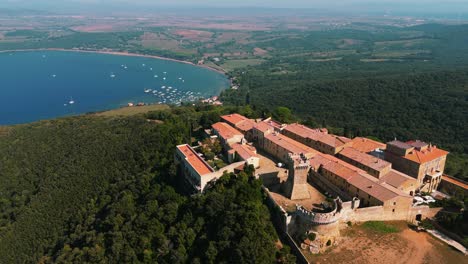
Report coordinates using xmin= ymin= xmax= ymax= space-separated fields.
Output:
xmin=286 ymin=153 xmax=311 ymax=200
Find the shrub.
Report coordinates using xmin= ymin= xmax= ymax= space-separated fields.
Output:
xmin=307 ymin=232 xmax=316 ymax=241
xmin=420 ymin=219 xmax=434 ymax=230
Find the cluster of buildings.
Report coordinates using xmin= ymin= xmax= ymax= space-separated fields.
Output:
xmin=174 ymin=112 xmax=464 ymax=252
xmin=175 ymin=112 xmax=451 ymax=198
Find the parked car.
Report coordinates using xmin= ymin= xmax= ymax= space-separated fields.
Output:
xmin=423 ymin=195 xmax=436 ymax=203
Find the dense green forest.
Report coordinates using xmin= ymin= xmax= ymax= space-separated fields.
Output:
xmin=0 ymin=107 xmax=294 ymax=263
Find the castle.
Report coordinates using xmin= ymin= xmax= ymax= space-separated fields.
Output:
xmin=174 ymin=113 xmax=463 ymax=253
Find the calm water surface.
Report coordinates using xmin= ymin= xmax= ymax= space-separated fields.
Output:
xmin=0 ymin=51 xmax=229 ymax=125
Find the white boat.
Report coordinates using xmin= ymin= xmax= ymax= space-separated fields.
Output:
xmin=144 ymin=89 xmax=152 ymax=93
xmin=163 ymin=72 xmax=167 ymax=74
xmin=163 ymin=77 xmax=166 ymax=80
xmin=154 ymin=75 xmax=158 ymax=78
xmin=110 ymin=73 xmax=116 ymax=78
xmin=52 ymin=74 xmax=57 ymax=78
xmin=150 ymin=68 xmax=153 ymax=71
xmin=142 ymin=64 xmax=146 ymax=67
xmin=69 ymin=99 xmax=75 ymax=104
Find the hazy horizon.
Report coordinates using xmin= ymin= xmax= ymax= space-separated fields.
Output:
xmin=1 ymin=0 xmax=468 ymax=14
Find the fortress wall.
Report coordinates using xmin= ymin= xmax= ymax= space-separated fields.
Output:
xmin=408 ymin=206 xmax=442 ymax=224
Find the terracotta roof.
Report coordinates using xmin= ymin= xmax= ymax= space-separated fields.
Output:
xmin=322 ymin=161 xmax=408 ymax=202
xmin=177 ymin=144 xmax=215 ymax=175
xmin=387 ymin=140 xmax=413 ymax=150
xmin=212 ymin=122 xmax=243 ymax=141
xmin=310 ymin=154 xmax=409 ymax=202
xmin=379 ymin=170 xmax=417 ymax=189
xmin=263 ymin=119 xmax=284 ymax=130
xmin=284 ymin=123 xmax=351 ymax=148
xmin=309 ymin=154 xmax=367 ymax=174
xmin=407 ymin=140 xmax=429 ymax=150
xmin=265 ymin=133 xmax=319 ymax=156
xmin=221 ymin=113 xmax=248 ymax=126
xmin=403 ymin=145 xmax=449 ymax=164
xmin=339 ymin=147 xmax=391 ymax=173
xmin=235 ymin=119 xmax=256 ymax=133
xmin=442 ymin=175 xmax=468 ymax=190
xmin=254 ymin=121 xmax=274 ymax=133
xmin=231 ymin=143 xmax=258 ymax=160
xmin=351 ymin=137 xmax=386 ymax=153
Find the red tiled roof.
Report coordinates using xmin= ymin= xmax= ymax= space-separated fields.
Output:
xmin=351 ymin=137 xmax=386 ymax=153
xmin=236 ymin=119 xmax=256 ymax=133
xmin=177 ymin=144 xmax=214 ymax=175
xmin=212 ymin=122 xmax=243 ymax=141
xmin=339 ymin=147 xmax=391 ymax=173
xmin=254 ymin=121 xmax=274 ymax=133
xmin=263 ymin=119 xmax=284 ymax=130
xmin=284 ymin=123 xmax=351 ymax=148
xmin=232 ymin=143 xmax=258 ymax=160
xmin=221 ymin=113 xmax=248 ymax=126
xmin=310 ymin=154 xmax=409 ymax=202
xmin=379 ymin=170 xmax=417 ymax=189
xmin=265 ymin=133 xmax=319 ymax=156
xmin=403 ymin=145 xmax=449 ymax=164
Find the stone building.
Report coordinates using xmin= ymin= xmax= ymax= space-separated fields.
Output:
xmin=262 ymin=132 xmax=318 ymax=163
xmin=336 ymin=147 xmax=417 ymax=195
xmin=175 ymin=144 xmax=245 ymax=193
xmin=175 ymin=144 xmax=216 ymax=192
xmin=384 ymin=140 xmax=449 ymax=192
xmin=282 ymin=123 xmax=352 ymax=155
xmin=211 ymin=122 xmax=244 ymax=148
xmin=220 ymin=113 xmax=256 ymax=135
xmin=228 ymin=143 xmax=260 ymax=168
xmin=308 ymin=153 xmax=413 ymax=214
xmin=337 ymin=147 xmax=392 ymax=178
xmin=285 ymin=153 xmax=312 ymax=200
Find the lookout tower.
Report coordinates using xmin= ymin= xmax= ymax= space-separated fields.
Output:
xmin=285 ymin=153 xmax=311 ymax=200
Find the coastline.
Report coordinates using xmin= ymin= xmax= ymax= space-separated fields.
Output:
xmin=0 ymin=48 xmax=228 ymax=75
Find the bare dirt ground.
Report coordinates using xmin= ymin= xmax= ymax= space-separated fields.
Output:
xmin=309 ymin=223 xmax=466 ymax=264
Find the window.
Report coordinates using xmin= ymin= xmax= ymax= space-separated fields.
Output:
xmin=392 ymin=209 xmax=395 ymax=213
xmin=393 ymin=202 xmax=396 ymax=205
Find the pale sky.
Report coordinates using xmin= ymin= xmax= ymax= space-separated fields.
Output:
xmin=1 ymin=0 xmax=467 ymax=13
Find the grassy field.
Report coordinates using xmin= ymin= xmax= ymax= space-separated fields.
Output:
xmin=361 ymin=221 xmax=400 ymax=233
xmin=94 ymin=105 xmax=169 ymax=117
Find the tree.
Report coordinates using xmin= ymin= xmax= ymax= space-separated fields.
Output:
xmin=273 ymin=106 xmax=294 ymax=123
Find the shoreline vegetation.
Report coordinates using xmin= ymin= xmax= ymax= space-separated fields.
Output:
xmin=0 ymin=48 xmax=228 ymax=75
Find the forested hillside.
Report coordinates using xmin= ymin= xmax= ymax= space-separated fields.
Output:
xmin=0 ymin=107 xmax=293 ymax=263
xmin=222 ymin=69 xmax=468 ymax=180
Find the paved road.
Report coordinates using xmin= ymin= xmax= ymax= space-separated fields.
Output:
xmin=427 ymin=229 xmax=467 ymax=255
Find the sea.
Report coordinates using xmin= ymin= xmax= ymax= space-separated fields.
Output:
xmin=0 ymin=51 xmax=230 ymax=125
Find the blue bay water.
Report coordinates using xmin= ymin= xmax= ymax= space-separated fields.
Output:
xmin=0 ymin=51 xmax=229 ymax=125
